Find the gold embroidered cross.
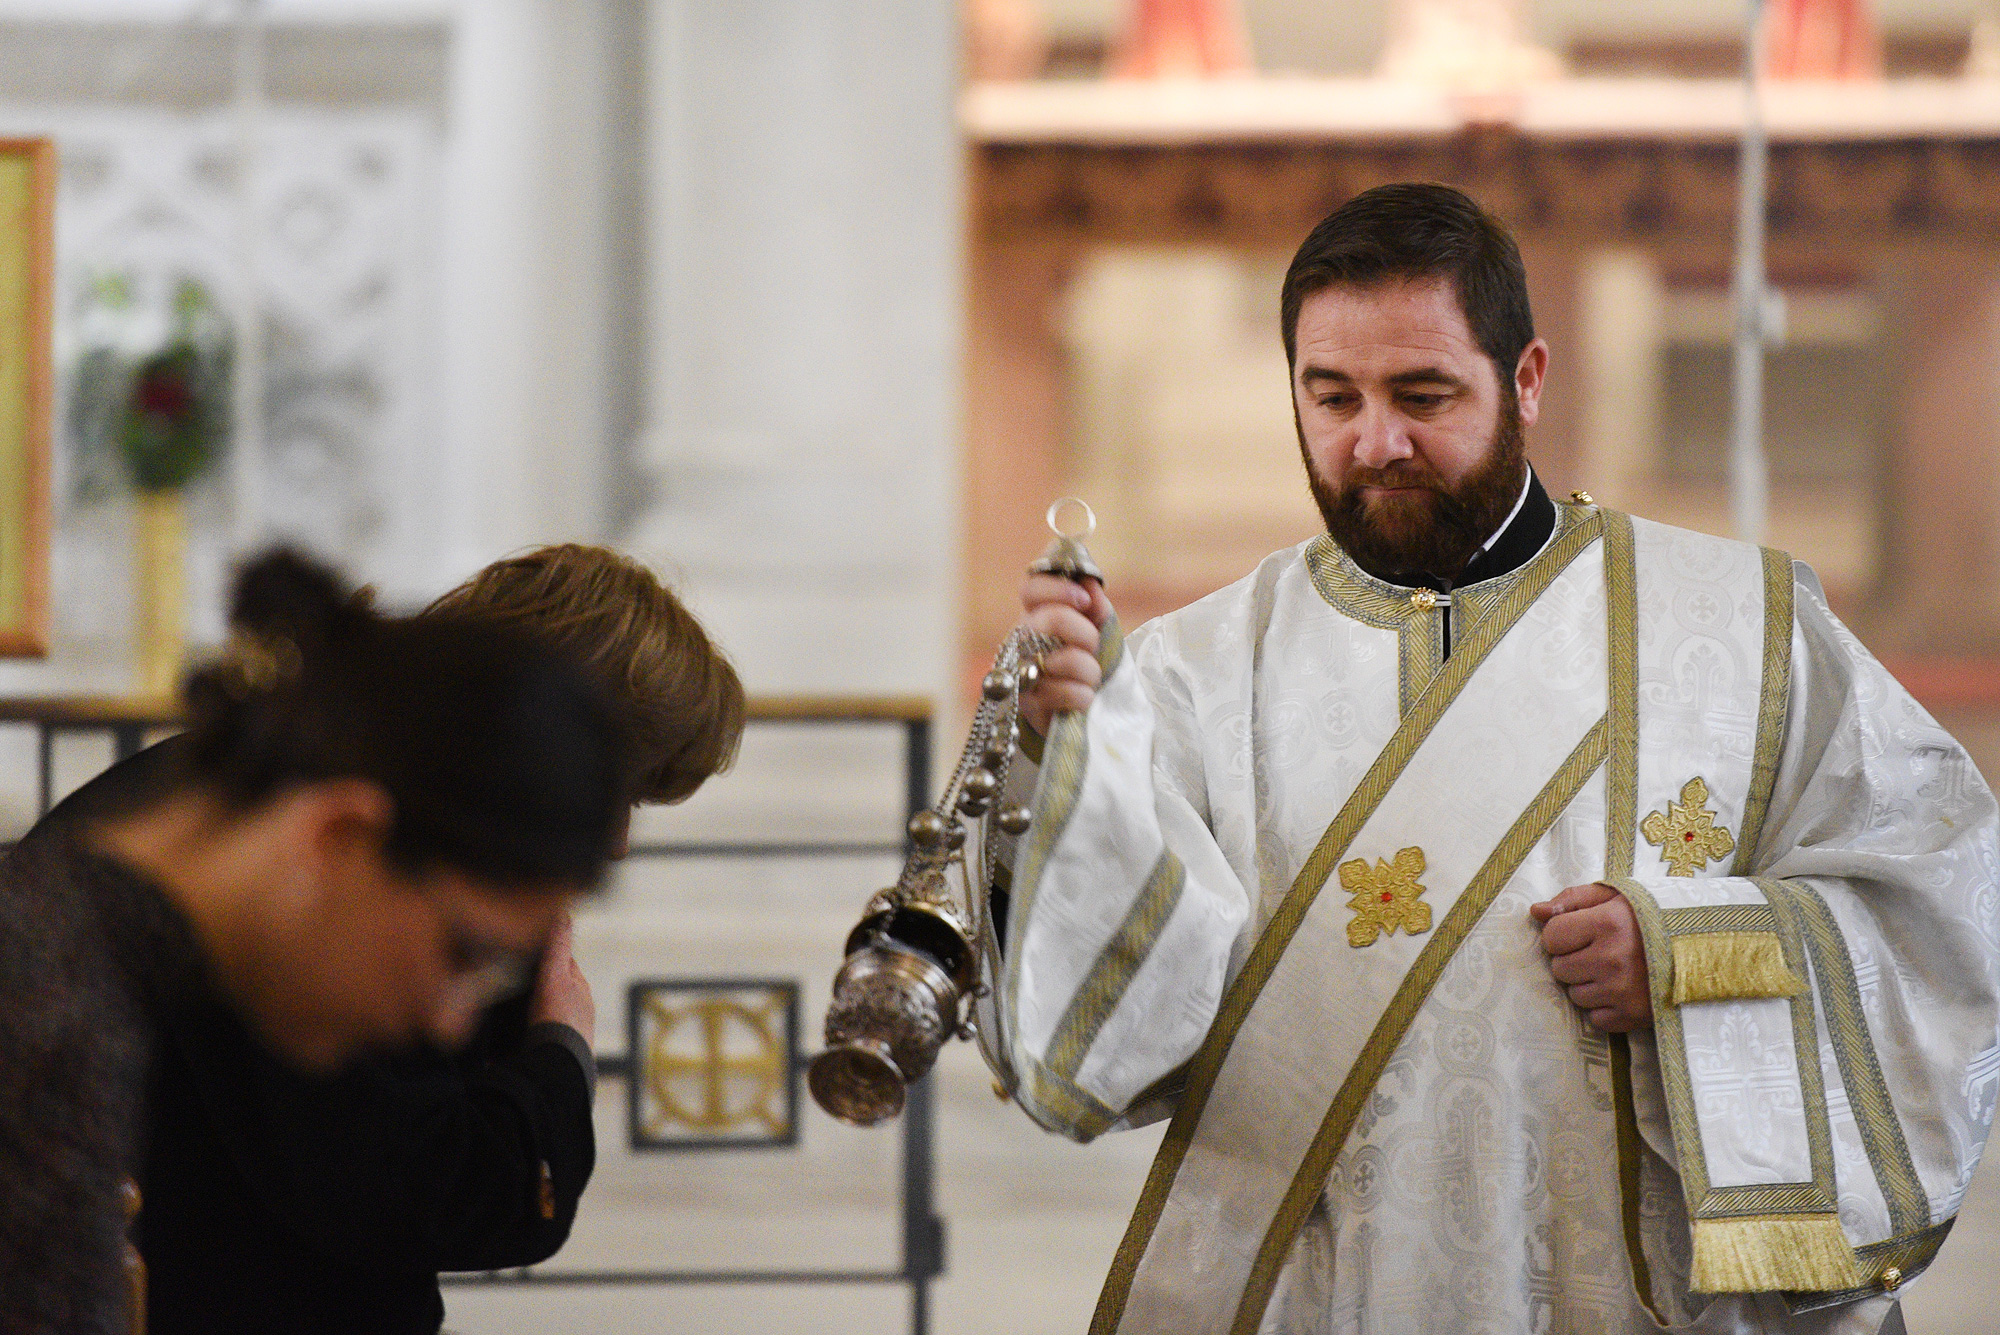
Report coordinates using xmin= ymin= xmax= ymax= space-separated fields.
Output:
xmin=1341 ymin=846 xmax=1431 ymax=948
xmin=1641 ymin=777 xmax=1736 ymax=877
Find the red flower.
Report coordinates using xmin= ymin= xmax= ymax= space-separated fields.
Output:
xmin=133 ymin=367 xmax=194 ymax=421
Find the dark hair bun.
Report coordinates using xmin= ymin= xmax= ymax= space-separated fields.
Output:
xmin=180 ymin=546 xmax=625 ymax=890
xmin=227 ymin=548 xmax=365 ymax=658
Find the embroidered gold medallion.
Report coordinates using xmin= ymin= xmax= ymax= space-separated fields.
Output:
xmin=1341 ymin=846 xmax=1431 ymax=947
xmin=1641 ymin=777 xmax=1736 ymax=876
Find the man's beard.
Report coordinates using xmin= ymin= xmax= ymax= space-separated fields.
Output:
xmin=1302 ymin=403 xmax=1527 ymax=585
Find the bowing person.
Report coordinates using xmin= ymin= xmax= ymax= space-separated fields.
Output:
xmin=0 ymin=549 xmax=630 ymax=1335
xmin=33 ymin=545 xmax=745 ymax=1334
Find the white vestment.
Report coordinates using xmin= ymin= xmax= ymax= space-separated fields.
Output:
xmin=975 ymin=503 xmax=2000 ymax=1334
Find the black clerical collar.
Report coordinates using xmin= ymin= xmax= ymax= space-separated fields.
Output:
xmin=1393 ymin=466 xmax=1555 ymax=595
xmin=1453 ymin=466 xmax=1555 ymax=589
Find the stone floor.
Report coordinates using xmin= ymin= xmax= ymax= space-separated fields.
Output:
xmin=1900 ymin=1148 xmax=2000 ymax=1334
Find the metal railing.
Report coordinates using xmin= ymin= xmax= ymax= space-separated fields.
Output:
xmin=0 ymin=693 xmax=948 ymax=1335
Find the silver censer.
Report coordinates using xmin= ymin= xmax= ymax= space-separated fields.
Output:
xmin=807 ymin=500 xmax=1103 ymax=1126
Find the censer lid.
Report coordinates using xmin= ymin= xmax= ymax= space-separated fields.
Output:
xmin=1027 ymin=497 xmax=1103 ymax=584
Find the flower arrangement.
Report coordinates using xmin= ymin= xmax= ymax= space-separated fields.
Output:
xmin=67 ymin=274 xmax=233 ymax=693
xmin=70 ymin=275 xmax=232 ymax=499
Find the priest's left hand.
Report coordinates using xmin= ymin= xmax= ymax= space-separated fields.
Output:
xmin=1529 ymin=883 xmax=1653 ymax=1032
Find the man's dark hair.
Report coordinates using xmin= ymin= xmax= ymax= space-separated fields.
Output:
xmin=1280 ymin=182 xmax=1534 ymax=383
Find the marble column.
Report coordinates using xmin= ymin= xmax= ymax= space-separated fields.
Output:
xmin=1573 ymin=247 xmax=1664 ymax=511
xmin=439 ymin=0 xmax=617 ymax=580
xmin=630 ymin=0 xmax=959 ymax=699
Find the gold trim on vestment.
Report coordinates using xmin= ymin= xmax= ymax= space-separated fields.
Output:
xmin=1615 ymin=875 xmax=1705 ymax=1168
xmin=1667 ymin=931 xmax=1804 ymax=1005
xmin=1017 ymin=1058 xmax=1119 ymax=1141
xmin=1302 ymin=537 xmax=1443 ymax=717
xmin=1402 ymin=605 xmax=1445 ymax=718
xmin=1600 ymin=509 xmax=1665 ymax=1320
xmin=1618 ymin=874 xmax=1850 ymax=1291
xmin=1603 ymin=510 xmax=1640 ymax=881
xmin=1609 ymin=1033 xmax=1661 ymax=1320
xmin=1690 ymin=1213 xmax=1860 ymax=1292
xmin=1624 ymin=872 xmax=1838 ymax=1210
xmin=1097 ymin=611 xmax=1126 ymax=681
xmin=1002 ymin=608 xmax=1156 ymax=1139
xmin=1451 ymin=498 xmax=1591 ymax=635
xmin=1758 ymin=877 xmax=1931 ymax=1238
xmin=1664 ymin=904 xmax=1779 ymax=934
xmin=1763 ymin=888 xmax=1841 ymax=1233
xmin=1004 ymin=707 xmax=1090 ymax=1072
xmin=1230 ymin=719 xmax=1611 ymax=1335
xmin=1304 ymin=503 xmax=1587 ymax=717
xmin=1733 ymin=549 xmax=1795 ymax=875
xmin=1044 ymin=849 xmax=1186 ymax=1080
xmin=1091 ymin=507 xmax=1609 ymax=1335
xmin=1783 ymin=1218 xmax=1955 ymax=1312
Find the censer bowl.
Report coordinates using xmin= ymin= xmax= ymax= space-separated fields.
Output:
xmin=805 ymin=1036 xmax=908 ymax=1127
xmin=808 ymin=904 xmax=975 ymax=1127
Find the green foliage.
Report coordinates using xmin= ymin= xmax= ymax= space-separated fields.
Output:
xmin=69 ymin=276 xmax=232 ymax=498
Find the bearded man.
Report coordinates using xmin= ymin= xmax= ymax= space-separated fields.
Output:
xmin=980 ymin=182 xmax=2000 ymax=1333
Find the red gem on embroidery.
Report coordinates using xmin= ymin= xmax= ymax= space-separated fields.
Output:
xmin=1684 ymin=832 xmax=1695 ymax=842
xmin=1380 ymin=892 xmax=1393 ymax=902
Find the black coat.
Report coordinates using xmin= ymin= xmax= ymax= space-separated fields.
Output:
xmin=32 ymin=742 xmax=598 ymax=1335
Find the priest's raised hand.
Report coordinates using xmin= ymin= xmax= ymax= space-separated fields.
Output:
xmin=1017 ymin=570 xmax=1112 ymax=735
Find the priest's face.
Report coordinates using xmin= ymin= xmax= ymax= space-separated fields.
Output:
xmin=1291 ymin=277 xmax=1547 ymax=581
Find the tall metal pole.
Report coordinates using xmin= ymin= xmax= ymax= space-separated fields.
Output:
xmin=899 ymin=714 xmax=943 ymax=1335
xmin=1731 ymin=0 xmax=1771 ymax=544
xmin=231 ymin=0 xmax=267 ymax=551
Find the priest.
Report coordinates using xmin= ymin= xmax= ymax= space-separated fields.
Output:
xmin=979 ymin=182 xmax=1999 ymax=1333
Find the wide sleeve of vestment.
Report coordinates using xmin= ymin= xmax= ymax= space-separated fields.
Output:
xmin=1614 ymin=567 xmax=2000 ymax=1303
xmin=976 ymin=611 xmax=1253 ymax=1143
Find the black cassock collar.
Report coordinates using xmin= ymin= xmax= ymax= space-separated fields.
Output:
xmin=1452 ymin=465 xmax=1557 ymax=591
xmin=1386 ymin=464 xmax=1557 ymax=597
xmin=1370 ymin=465 xmax=1559 ymax=659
